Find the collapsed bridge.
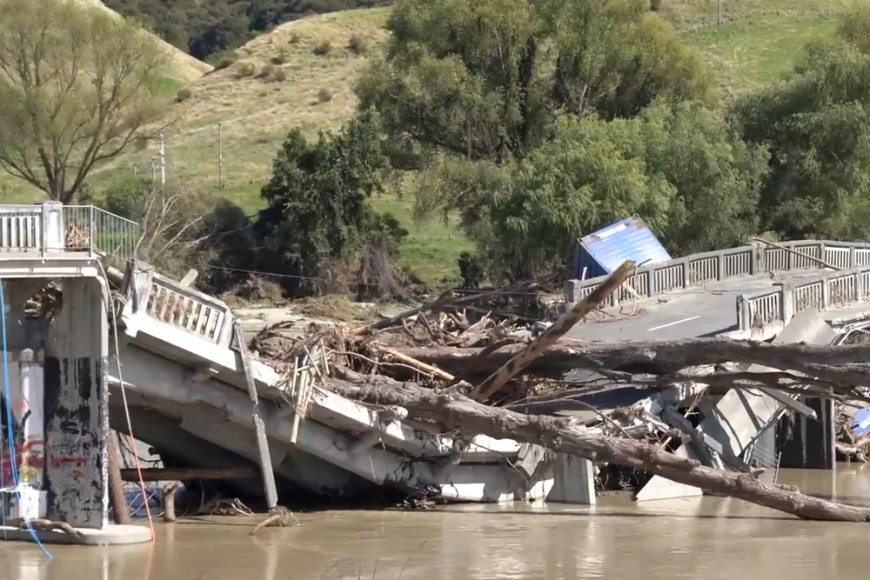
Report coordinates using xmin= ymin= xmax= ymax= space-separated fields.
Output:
xmin=1 ymin=202 xmax=869 ymax=542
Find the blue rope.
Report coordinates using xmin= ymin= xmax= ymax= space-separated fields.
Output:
xmin=0 ymin=280 xmax=52 ymax=558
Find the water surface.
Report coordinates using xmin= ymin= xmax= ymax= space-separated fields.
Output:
xmin=2 ymin=465 xmax=868 ymax=580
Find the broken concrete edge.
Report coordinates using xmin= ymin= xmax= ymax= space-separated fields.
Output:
xmin=0 ymin=524 xmax=151 ymax=546
xmin=109 ymin=347 xmax=599 ymax=504
xmin=122 ymin=308 xmax=526 ymax=464
xmin=636 ymin=309 xmax=837 ymax=503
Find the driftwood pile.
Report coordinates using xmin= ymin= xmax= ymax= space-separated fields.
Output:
xmin=247 ymin=262 xmax=870 ymax=522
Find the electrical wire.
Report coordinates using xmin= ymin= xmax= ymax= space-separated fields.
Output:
xmin=0 ymin=280 xmax=52 ymax=558
xmin=96 ymin=261 xmax=156 ymax=543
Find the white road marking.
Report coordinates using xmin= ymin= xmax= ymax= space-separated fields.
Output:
xmin=647 ymin=316 xmax=700 ymax=332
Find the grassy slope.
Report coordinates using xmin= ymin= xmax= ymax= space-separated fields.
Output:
xmin=1 ymin=0 xmax=868 ymax=284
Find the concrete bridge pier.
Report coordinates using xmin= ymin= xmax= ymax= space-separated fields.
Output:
xmin=42 ymin=277 xmax=109 ymax=528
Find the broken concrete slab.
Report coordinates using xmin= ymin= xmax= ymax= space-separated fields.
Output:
xmin=636 ymin=309 xmax=835 ymax=502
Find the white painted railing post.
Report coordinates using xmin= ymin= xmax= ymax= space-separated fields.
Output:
xmin=40 ymin=201 xmax=63 ymax=253
xmin=777 ymin=280 xmax=794 ymax=326
xmin=821 ymin=273 xmax=831 ymax=310
xmin=120 ymin=261 xmax=155 ymax=338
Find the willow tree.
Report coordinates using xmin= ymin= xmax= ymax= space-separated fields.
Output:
xmin=0 ymin=0 xmax=169 ymax=204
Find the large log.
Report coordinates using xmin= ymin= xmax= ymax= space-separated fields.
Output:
xmin=328 ymin=376 xmax=870 ymax=522
xmin=398 ymin=339 xmax=870 ymax=386
xmin=470 ymin=261 xmax=634 ymax=401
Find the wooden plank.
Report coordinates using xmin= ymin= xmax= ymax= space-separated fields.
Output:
xmin=120 ymin=467 xmax=255 ymax=482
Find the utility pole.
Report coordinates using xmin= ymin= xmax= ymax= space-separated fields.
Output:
xmin=216 ymin=122 xmax=224 ymax=190
xmin=717 ymin=0 xmax=721 ymax=26
xmin=158 ymin=133 xmax=166 ymax=188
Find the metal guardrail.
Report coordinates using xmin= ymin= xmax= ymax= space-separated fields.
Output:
xmin=0 ymin=202 xmax=138 ymax=264
xmin=62 ymin=205 xmax=138 ymax=264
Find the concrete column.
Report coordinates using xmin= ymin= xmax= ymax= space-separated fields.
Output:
xmin=18 ymin=349 xmax=45 ymax=492
xmin=777 ymin=398 xmax=835 ymax=470
xmin=44 ymin=277 xmax=108 ymax=529
xmin=546 ymin=455 xmax=596 ymax=505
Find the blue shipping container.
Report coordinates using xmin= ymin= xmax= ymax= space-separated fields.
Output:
xmin=572 ymin=217 xmax=672 ymax=279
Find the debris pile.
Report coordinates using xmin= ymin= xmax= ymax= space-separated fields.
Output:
xmin=241 ymin=262 xmax=870 ymax=521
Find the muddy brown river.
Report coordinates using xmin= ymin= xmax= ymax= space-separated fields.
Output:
xmin=3 ymin=465 xmax=870 ymax=579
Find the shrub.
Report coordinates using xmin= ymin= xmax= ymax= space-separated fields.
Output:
xmin=237 ymin=61 xmax=256 ymax=77
xmin=214 ymin=52 xmax=238 ymax=71
xmin=650 ymin=0 xmax=662 ymax=10
xmin=258 ymin=64 xmax=275 ymax=79
xmin=271 ymin=49 xmax=288 ymax=65
xmin=348 ymin=34 xmax=367 ymax=55
xmin=312 ymin=40 xmax=332 ymax=56
xmin=288 ymin=31 xmax=301 ymax=45
xmin=273 ymin=68 xmax=288 ymax=82
xmin=175 ymin=88 xmax=192 ymax=103
xmin=318 ymin=88 xmax=333 ymax=103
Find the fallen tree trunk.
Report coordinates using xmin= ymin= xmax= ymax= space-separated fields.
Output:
xmin=470 ymin=261 xmax=634 ymax=401
xmin=398 ymin=339 xmax=870 ymax=386
xmin=328 ymin=375 xmax=870 ymax=522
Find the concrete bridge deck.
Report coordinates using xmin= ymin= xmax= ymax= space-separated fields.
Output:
xmin=570 ymin=270 xmax=870 ymax=342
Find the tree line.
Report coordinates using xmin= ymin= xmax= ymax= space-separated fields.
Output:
xmin=102 ymin=0 xmax=390 ymax=60
xmin=4 ymin=0 xmax=870 ymax=298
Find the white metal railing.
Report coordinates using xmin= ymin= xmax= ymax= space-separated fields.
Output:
xmin=62 ymin=205 xmax=138 ymax=264
xmin=0 ymin=202 xmax=138 ymax=264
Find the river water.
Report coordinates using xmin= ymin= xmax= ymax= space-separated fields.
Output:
xmin=3 ymin=465 xmax=870 ymax=580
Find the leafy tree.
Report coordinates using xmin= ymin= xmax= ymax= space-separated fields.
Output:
xmin=733 ymin=15 xmax=870 ymax=240
xmin=356 ymin=0 xmax=714 ymax=162
xmin=417 ymin=102 xmax=766 ymax=279
xmin=0 ymin=0 xmax=169 ymax=204
xmin=254 ymin=110 xmax=398 ymax=296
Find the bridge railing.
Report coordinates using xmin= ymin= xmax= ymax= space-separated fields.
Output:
xmin=0 ymin=201 xmax=139 ymax=264
xmin=564 ymin=239 xmax=870 ymax=308
xmin=738 ymin=265 xmax=870 ymax=334
xmin=122 ymin=263 xmax=235 ymax=348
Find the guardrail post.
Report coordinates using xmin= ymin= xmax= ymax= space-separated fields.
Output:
xmin=777 ymin=280 xmax=794 ymax=325
xmin=737 ymin=295 xmax=752 ymax=332
xmin=649 ymin=267 xmax=658 ymax=296
xmin=850 ymin=247 xmax=857 ymax=269
xmin=821 ymin=273 xmax=831 ymax=309
xmin=751 ymin=242 xmax=762 ymax=274
xmin=88 ymin=205 xmax=95 ymax=256
xmin=857 ymin=268 xmax=866 ymax=300
xmin=718 ymin=252 xmax=726 ymax=280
